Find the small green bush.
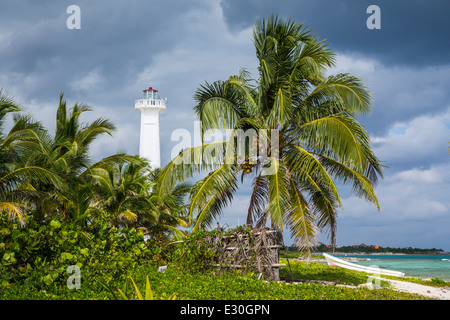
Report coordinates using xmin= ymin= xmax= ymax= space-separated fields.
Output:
xmin=0 ymin=212 xmax=158 ymax=291
xmin=169 ymin=229 xmax=220 ymax=273
xmin=430 ymin=277 xmax=446 ymax=285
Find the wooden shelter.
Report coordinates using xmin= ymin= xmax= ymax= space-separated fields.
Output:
xmin=205 ymin=227 xmax=285 ymax=281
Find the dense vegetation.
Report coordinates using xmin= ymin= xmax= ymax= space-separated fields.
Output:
xmin=1 ymin=261 xmax=438 ymax=300
xmin=0 ymin=88 xmax=190 ymax=296
xmin=1 ymin=216 xmax=446 ymax=300
xmin=0 ymin=90 xmax=190 ymax=236
xmin=0 ymin=213 xmax=160 ymax=290
xmin=0 ymin=255 xmax=434 ymax=300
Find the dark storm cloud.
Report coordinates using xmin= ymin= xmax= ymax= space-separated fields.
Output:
xmin=0 ymin=0 xmax=209 ymax=105
xmin=218 ymin=0 xmax=450 ymax=139
xmin=220 ymin=0 xmax=450 ymax=67
xmin=1 ymin=0 xmax=448 ymax=163
xmin=332 ymin=56 xmax=450 ymax=138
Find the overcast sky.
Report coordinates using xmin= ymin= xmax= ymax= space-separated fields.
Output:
xmin=1 ymin=0 xmax=449 ymax=250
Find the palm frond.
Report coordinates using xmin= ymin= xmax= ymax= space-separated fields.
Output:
xmin=0 ymin=89 xmax=21 ymax=127
xmin=0 ymin=166 xmax=63 ymax=191
xmin=290 ymin=36 xmax=336 ymax=82
xmin=306 ymin=74 xmax=372 ymax=116
xmin=300 ymin=176 xmax=339 ymax=246
xmin=266 ymin=81 xmax=293 ymax=128
xmin=154 ymin=141 xmax=227 ymax=199
xmin=119 ymin=209 xmax=138 ymax=222
xmin=77 ymin=117 xmax=116 ymax=147
xmin=193 ymin=81 xmax=247 ymax=136
xmin=0 ymin=202 xmax=25 ymax=225
xmin=285 ymin=145 xmax=342 ymax=208
xmin=297 ymin=115 xmax=383 ymax=182
xmin=266 ymin=158 xmax=290 ymax=230
xmin=285 ymin=171 xmax=318 ymax=254
xmin=318 ymin=154 xmax=380 ymax=210
xmin=189 ymin=164 xmax=238 ymax=231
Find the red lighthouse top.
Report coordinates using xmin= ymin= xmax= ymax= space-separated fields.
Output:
xmin=143 ymin=86 xmax=158 ymax=92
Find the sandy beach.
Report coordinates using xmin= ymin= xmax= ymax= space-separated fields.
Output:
xmin=329 ymin=276 xmax=450 ymax=300
xmin=376 ymin=278 xmax=450 ymax=300
xmin=331 ymin=254 xmax=450 ymax=299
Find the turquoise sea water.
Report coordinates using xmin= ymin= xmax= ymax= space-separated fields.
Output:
xmin=335 ymin=254 xmax=450 ymax=281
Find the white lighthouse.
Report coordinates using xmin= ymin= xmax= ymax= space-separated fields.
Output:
xmin=134 ymin=86 xmax=167 ymax=169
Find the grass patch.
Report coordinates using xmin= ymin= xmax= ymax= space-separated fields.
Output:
xmin=281 ymin=257 xmax=450 ymax=288
xmin=1 ymin=263 xmax=432 ymax=300
xmin=280 ymin=259 xmax=370 ymax=285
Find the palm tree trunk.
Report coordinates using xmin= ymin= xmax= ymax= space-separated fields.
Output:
xmin=246 ymin=208 xmax=253 ymax=228
xmin=331 ymin=223 xmax=337 ymax=254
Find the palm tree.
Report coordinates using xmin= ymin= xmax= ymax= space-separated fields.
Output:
xmin=90 ymin=160 xmax=191 ymax=239
xmin=154 ymin=15 xmax=383 ymax=253
xmin=0 ymin=91 xmax=191 ymax=235
xmin=145 ymin=170 xmax=191 ymax=241
xmin=26 ymin=93 xmax=136 ymax=225
xmin=0 ymin=89 xmax=62 ymax=225
xmin=90 ymin=159 xmax=156 ymax=228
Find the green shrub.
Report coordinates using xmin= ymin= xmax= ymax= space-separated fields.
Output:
xmin=170 ymin=229 xmax=220 ymax=273
xmin=430 ymin=277 xmax=446 ymax=285
xmin=0 ymin=212 xmax=158 ymax=291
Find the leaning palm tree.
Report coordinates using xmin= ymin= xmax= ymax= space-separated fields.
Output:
xmin=154 ymin=15 xmax=383 ymax=253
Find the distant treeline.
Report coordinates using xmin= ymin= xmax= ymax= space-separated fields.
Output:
xmin=286 ymin=244 xmax=445 ymax=254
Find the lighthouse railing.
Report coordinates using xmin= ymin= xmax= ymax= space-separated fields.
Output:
xmin=134 ymin=99 xmax=167 ymax=107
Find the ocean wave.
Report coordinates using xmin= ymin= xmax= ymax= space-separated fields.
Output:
xmin=442 ymin=259 xmax=449 ymax=262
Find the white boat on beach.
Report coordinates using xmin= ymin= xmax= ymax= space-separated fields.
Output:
xmin=323 ymin=253 xmax=405 ymax=277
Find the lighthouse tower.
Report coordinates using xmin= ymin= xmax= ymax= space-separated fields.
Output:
xmin=134 ymin=86 xmax=167 ymax=169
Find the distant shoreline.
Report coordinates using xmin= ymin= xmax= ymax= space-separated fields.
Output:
xmin=332 ymin=252 xmax=450 ymax=256
xmin=302 ymin=244 xmax=448 ymax=256
xmin=293 ymin=252 xmax=450 ymax=262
